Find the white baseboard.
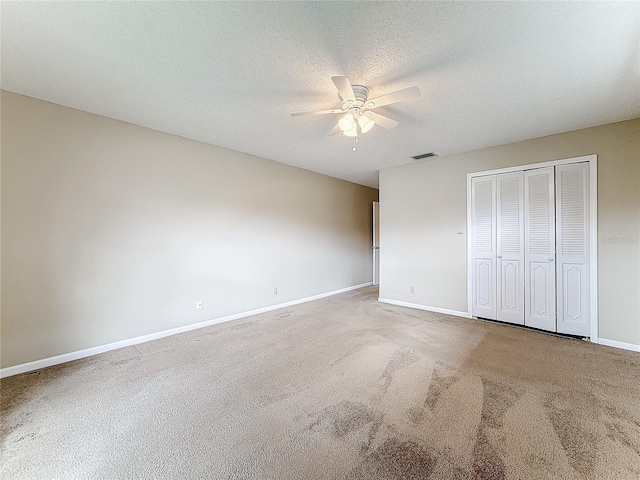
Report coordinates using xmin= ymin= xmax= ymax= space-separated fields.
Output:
xmin=597 ymin=338 xmax=640 ymax=353
xmin=378 ymin=299 xmax=638 ymax=354
xmin=0 ymin=282 xmax=372 ymax=379
xmin=378 ymin=298 xmax=471 ymax=319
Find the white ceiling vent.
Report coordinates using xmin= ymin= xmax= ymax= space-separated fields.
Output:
xmin=411 ymin=152 xmax=437 ymax=160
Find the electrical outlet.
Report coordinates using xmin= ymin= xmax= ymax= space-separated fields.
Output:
xmin=273 ymin=287 xmax=278 ymax=295
xmin=196 ymin=300 xmax=203 ymax=310
xmin=410 ymin=286 xmax=415 ymax=294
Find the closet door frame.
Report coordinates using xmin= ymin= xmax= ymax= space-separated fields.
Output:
xmin=466 ymin=154 xmax=598 ymax=343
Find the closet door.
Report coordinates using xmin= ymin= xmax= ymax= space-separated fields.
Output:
xmin=496 ymin=172 xmax=524 ymax=325
xmin=524 ymin=167 xmax=556 ymax=331
xmin=556 ymin=163 xmax=590 ymax=336
xmin=471 ymin=175 xmax=497 ymax=320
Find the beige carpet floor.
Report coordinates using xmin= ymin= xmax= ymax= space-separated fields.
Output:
xmin=2 ymin=286 xmax=640 ymax=479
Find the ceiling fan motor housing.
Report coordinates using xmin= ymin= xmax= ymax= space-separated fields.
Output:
xmin=339 ymin=85 xmax=370 ymax=115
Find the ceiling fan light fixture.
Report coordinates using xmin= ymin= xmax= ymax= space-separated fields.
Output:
xmin=338 ymin=113 xmax=355 ymax=132
xmin=291 ymin=76 xmax=420 ymax=149
xmin=358 ymin=115 xmax=375 ymax=133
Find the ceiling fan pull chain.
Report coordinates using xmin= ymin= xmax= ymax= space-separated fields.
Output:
xmin=353 ymin=135 xmax=357 ymax=152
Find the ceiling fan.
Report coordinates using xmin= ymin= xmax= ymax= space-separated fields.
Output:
xmin=291 ymin=76 xmax=420 ymax=150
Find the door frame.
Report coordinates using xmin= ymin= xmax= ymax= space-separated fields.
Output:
xmin=466 ymin=154 xmax=598 ymax=343
xmin=372 ymin=201 xmax=380 ymax=285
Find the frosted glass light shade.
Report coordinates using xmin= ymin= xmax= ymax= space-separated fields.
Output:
xmin=338 ymin=114 xmax=355 ymax=132
xmin=342 ymin=124 xmax=358 ymax=137
xmin=358 ymin=115 xmax=374 ymax=133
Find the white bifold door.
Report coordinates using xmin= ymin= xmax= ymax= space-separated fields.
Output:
xmin=471 ymin=172 xmax=524 ymax=324
xmin=471 ymin=176 xmax=497 ymax=320
xmin=471 ymin=162 xmax=590 ymax=336
xmin=524 ymin=167 xmax=556 ymax=331
xmin=555 ymin=163 xmax=590 ymax=336
xmin=496 ymin=172 xmax=525 ymax=325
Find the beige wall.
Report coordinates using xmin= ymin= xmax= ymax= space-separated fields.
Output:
xmin=380 ymin=118 xmax=640 ymax=346
xmin=1 ymin=91 xmax=378 ymax=368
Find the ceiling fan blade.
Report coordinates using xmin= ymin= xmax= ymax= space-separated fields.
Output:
xmin=328 ymin=123 xmax=341 ymax=136
xmin=365 ymin=86 xmax=420 ymax=109
xmin=332 ymin=76 xmax=356 ymax=103
xmin=367 ymin=111 xmax=399 ymax=130
xmin=291 ymin=109 xmax=343 ymax=117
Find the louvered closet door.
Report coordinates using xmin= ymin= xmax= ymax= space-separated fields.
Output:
xmin=524 ymin=167 xmax=556 ymax=331
xmin=471 ymin=175 xmax=497 ymax=320
xmin=496 ymin=172 xmax=524 ymax=325
xmin=556 ymin=163 xmax=590 ymax=336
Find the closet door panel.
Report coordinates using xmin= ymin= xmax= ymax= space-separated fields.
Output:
xmin=524 ymin=167 xmax=556 ymax=331
xmin=496 ymin=172 xmax=524 ymax=324
xmin=530 ymin=261 xmax=553 ymax=317
xmin=471 ymin=175 xmax=497 ymax=320
xmin=556 ymin=163 xmax=590 ymax=336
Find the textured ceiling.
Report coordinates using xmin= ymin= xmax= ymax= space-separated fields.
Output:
xmin=2 ymin=2 xmax=638 ymax=188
